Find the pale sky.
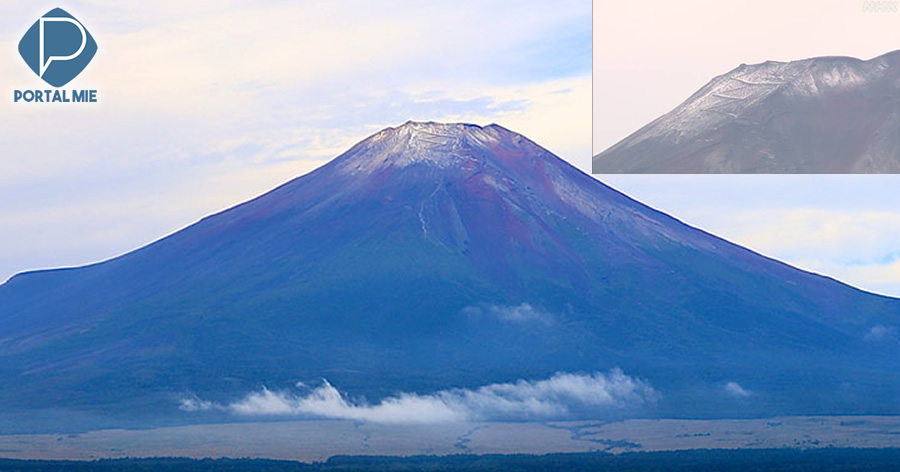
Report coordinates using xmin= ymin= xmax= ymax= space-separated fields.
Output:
xmin=593 ymin=0 xmax=900 ymax=152
xmin=594 ymin=0 xmax=900 ymax=296
xmin=0 ymin=1 xmax=590 ymax=283
xmin=4 ymin=1 xmax=900 ymax=300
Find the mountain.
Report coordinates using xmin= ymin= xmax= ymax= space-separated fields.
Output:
xmin=1 ymin=122 xmax=899 ymax=433
xmin=593 ymin=51 xmax=900 ymax=173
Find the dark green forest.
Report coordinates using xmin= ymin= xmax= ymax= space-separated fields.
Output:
xmin=2 ymin=449 xmax=900 ymax=472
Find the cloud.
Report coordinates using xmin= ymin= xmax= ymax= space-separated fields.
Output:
xmin=0 ymin=1 xmax=590 ymax=282
xmin=724 ymin=381 xmax=752 ymax=398
xmin=178 ymin=395 xmax=217 ymax=413
xmin=864 ymin=325 xmax=897 ymax=343
xmin=0 ymin=156 xmax=329 ymax=283
xmin=462 ymin=303 xmax=554 ymax=324
xmin=598 ymin=175 xmax=900 ymax=297
xmin=180 ymin=369 xmax=658 ymax=424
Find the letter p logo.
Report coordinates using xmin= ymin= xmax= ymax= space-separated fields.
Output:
xmin=18 ymin=8 xmax=97 ymax=88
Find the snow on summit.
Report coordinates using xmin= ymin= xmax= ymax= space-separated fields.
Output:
xmin=651 ymin=52 xmax=897 ymax=143
xmin=593 ymin=50 xmax=900 ymax=173
xmin=336 ymin=121 xmax=527 ymax=174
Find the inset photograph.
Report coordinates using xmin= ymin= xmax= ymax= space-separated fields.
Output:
xmin=593 ymin=0 xmax=900 ymax=173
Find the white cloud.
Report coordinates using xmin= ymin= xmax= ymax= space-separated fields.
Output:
xmin=463 ymin=303 xmax=555 ymax=324
xmin=0 ymin=156 xmax=329 ymax=283
xmin=724 ymin=381 xmax=752 ymax=398
xmin=178 ymin=395 xmax=217 ymax=413
xmin=181 ymin=369 xmax=659 ymax=424
xmin=597 ymin=175 xmax=900 ymax=297
xmin=444 ymin=76 xmax=592 ymax=169
xmin=722 ymin=210 xmax=900 ymax=262
xmin=722 ymin=209 xmax=900 ymax=297
xmin=0 ymin=1 xmax=589 ymax=281
xmin=864 ymin=324 xmax=897 ymax=342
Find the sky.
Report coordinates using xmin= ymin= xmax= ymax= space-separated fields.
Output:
xmin=593 ymin=0 xmax=900 ymax=151
xmin=0 ymin=0 xmax=591 ymax=283
xmin=3 ymin=1 xmax=900 ymax=300
xmin=594 ymin=0 xmax=900 ymax=296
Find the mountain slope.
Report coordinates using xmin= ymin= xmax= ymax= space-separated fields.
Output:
xmin=593 ymin=50 xmax=900 ymax=173
xmin=1 ymin=122 xmax=899 ymax=432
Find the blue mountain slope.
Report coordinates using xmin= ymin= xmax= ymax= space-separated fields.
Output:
xmin=1 ymin=122 xmax=898 ymax=432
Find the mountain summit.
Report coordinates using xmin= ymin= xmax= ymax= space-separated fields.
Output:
xmin=335 ymin=121 xmax=515 ymax=170
xmin=593 ymin=51 xmax=900 ymax=173
xmin=2 ymin=122 xmax=900 ymax=432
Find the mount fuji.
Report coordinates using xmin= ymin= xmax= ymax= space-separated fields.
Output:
xmin=1 ymin=122 xmax=899 ymax=432
xmin=593 ymin=50 xmax=900 ymax=173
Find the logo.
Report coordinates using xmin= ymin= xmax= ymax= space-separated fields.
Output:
xmin=18 ymin=8 xmax=97 ymax=88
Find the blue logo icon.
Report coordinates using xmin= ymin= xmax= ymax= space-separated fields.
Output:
xmin=18 ymin=8 xmax=97 ymax=88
